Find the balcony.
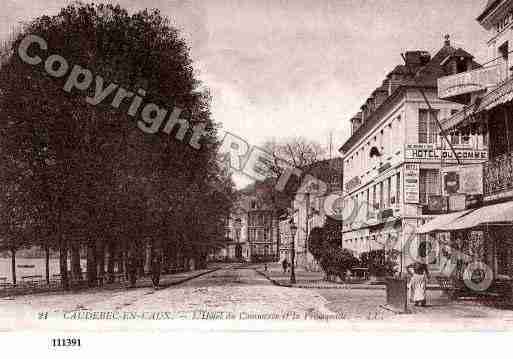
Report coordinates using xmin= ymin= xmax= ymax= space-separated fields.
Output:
xmin=438 ymin=64 xmax=508 ymax=101
xmin=484 ymin=151 xmax=513 ymax=199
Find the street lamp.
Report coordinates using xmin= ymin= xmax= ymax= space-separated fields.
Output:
xmin=289 ymin=218 xmax=298 ymax=284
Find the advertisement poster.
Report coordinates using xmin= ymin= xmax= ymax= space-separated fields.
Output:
xmin=442 ymin=164 xmax=484 ymax=196
xmin=404 ymin=163 xmax=420 ymax=204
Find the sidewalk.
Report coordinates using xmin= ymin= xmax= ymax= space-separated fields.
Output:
xmin=0 ymin=264 xmax=223 ymax=298
xmin=258 ymin=263 xmax=447 ymax=290
xmin=257 ymin=263 xmax=386 ymax=290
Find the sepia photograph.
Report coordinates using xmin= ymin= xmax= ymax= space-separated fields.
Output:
xmin=1 ymin=0 xmax=513 ymax=354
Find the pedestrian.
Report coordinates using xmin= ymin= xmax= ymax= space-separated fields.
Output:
xmin=151 ymin=254 xmax=162 ymax=290
xmin=282 ymin=258 xmax=289 ymax=273
xmin=409 ymin=262 xmax=429 ymax=307
xmin=127 ymin=254 xmax=137 ymax=288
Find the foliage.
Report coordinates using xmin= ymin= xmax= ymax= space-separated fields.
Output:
xmin=359 ymin=249 xmax=400 ymax=277
xmin=0 ymin=2 xmax=235 ymax=286
xmin=308 ymin=226 xmax=359 ymax=279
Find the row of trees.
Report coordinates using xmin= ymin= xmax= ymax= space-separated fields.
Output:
xmin=0 ymin=3 xmax=235 ymax=287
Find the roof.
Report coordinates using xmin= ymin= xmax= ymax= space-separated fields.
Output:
xmin=339 ymin=43 xmax=481 ymax=154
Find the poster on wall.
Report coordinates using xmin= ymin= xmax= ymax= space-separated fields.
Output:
xmin=404 ymin=163 xmax=420 ymax=204
xmin=442 ymin=164 xmax=483 ymax=196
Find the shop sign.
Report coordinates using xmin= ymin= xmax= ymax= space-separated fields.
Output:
xmin=405 ymin=144 xmax=488 ymax=162
xmin=442 ymin=164 xmax=484 ymax=196
xmin=404 ymin=163 xmax=420 ymax=204
xmin=345 ymin=176 xmax=361 ymax=193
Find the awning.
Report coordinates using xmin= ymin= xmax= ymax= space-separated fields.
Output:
xmin=416 ymin=210 xmax=473 ymax=234
xmin=440 ymin=201 xmax=513 ymax=231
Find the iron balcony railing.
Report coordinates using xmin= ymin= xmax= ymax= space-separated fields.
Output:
xmin=483 ymin=151 xmax=513 ymax=197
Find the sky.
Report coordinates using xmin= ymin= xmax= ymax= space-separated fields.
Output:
xmin=1 ymin=0 xmax=491 ymax=187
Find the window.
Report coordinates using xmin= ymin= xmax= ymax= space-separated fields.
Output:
xmin=396 ymin=173 xmax=401 ymax=204
xmin=366 ymin=189 xmax=370 ymax=215
xmin=387 ymin=178 xmax=391 ymax=207
xmin=372 ymin=185 xmax=377 ymax=209
xmin=379 ymin=182 xmax=384 ymax=209
xmin=419 ymin=169 xmax=440 ymax=205
xmin=499 ymin=41 xmax=509 ymax=61
xmin=419 ymin=109 xmax=439 ymax=144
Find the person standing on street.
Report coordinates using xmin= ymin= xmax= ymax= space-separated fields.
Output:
xmin=151 ymin=254 xmax=162 ymax=290
xmin=409 ymin=262 xmax=429 ymax=307
xmin=282 ymin=258 xmax=289 ymax=273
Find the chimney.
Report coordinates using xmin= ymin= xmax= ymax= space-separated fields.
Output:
xmin=404 ymin=51 xmax=431 ymax=69
xmin=444 ymin=34 xmax=451 ymax=47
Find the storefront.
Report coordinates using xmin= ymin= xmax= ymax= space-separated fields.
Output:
xmin=417 ymin=201 xmax=513 ymax=294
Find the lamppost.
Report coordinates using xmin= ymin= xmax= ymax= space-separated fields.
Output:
xmin=289 ymin=218 xmax=298 ymax=284
xmin=234 ymin=218 xmax=242 ymax=260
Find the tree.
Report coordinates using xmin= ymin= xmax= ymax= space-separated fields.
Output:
xmin=262 ymin=137 xmax=327 ymax=175
xmin=0 ymin=2 xmax=234 ymax=289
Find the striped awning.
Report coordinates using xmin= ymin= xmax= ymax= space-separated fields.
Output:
xmin=440 ymin=201 xmax=513 ymax=231
xmin=416 ymin=210 xmax=473 ymax=234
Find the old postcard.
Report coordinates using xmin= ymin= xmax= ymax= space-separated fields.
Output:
xmin=1 ymin=0 xmax=513 ymax=352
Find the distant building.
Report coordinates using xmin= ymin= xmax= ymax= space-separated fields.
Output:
xmin=339 ymin=38 xmax=487 ymax=275
xmin=222 ymin=181 xmax=284 ymax=262
xmin=289 ymin=158 xmax=344 ymax=270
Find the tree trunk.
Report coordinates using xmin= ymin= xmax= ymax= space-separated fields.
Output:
xmin=107 ymin=240 xmax=116 ymax=283
xmin=122 ymin=249 xmax=128 ymax=280
xmin=86 ymin=241 xmax=97 ymax=287
xmin=70 ymin=241 xmax=82 ymax=281
xmin=45 ymin=245 xmax=50 ymax=285
xmin=10 ymin=248 xmax=16 ymax=286
xmin=59 ymin=243 xmax=69 ymax=290
xmin=97 ymin=241 xmax=105 ymax=287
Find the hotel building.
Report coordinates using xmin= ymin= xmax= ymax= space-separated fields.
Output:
xmin=339 ymin=39 xmax=488 ymax=274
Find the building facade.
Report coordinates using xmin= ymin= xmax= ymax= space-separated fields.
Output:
xmin=431 ymin=0 xmax=513 ymax=281
xmin=339 ymin=40 xmax=488 ymax=274
xmin=222 ymin=184 xmax=280 ymax=263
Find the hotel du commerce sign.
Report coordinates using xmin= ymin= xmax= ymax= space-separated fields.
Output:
xmin=405 ymin=144 xmax=488 ymax=162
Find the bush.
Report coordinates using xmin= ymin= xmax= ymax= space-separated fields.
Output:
xmin=359 ymin=249 xmax=399 ymax=277
xmin=308 ymin=227 xmax=359 ymax=280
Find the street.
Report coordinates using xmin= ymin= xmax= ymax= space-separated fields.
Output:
xmin=4 ymin=265 xmax=513 ymax=331
xmin=0 ymin=265 xmax=390 ymax=329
